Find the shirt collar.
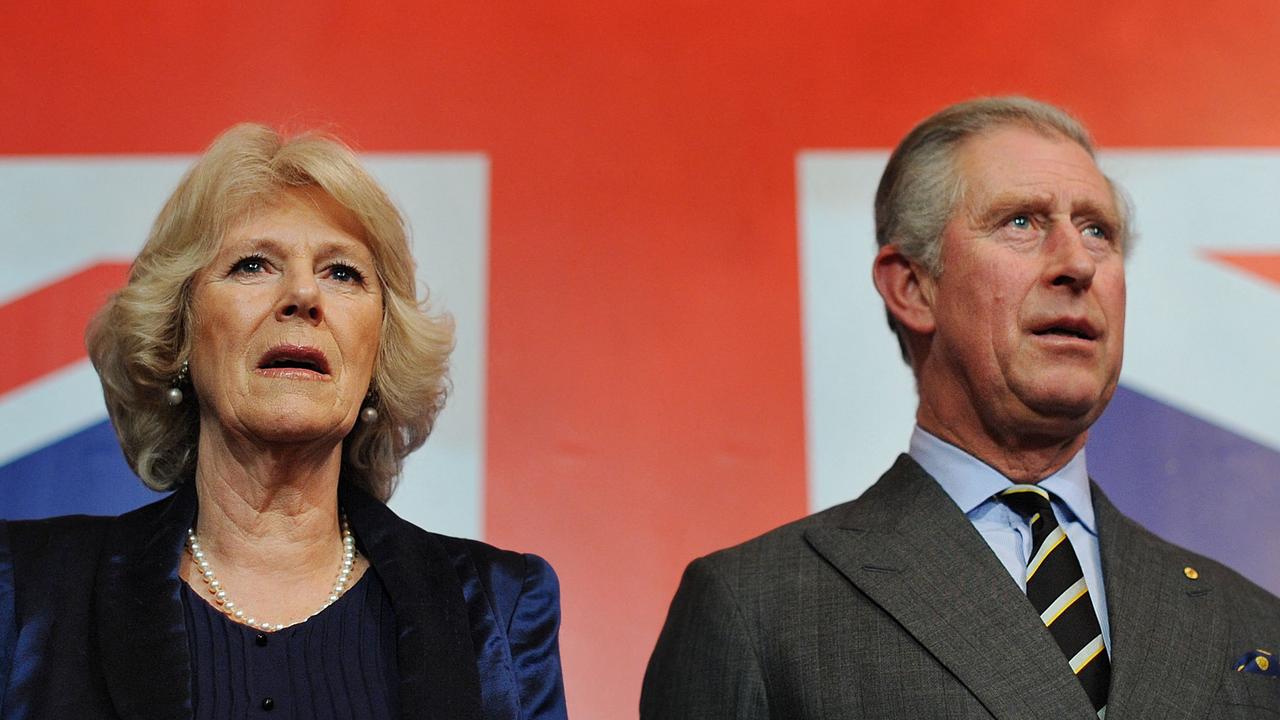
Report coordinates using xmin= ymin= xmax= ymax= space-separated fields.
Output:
xmin=908 ymin=425 xmax=1098 ymax=534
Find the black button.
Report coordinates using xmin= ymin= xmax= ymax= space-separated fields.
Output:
xmin=255 ymin=633 xmax=268 ymax=647
xmin=261 ymin=697 xmax=274 ymax=711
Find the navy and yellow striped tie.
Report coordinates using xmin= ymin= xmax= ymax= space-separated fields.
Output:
xmin=1000 ymin=485 xmax=1110 ymax=716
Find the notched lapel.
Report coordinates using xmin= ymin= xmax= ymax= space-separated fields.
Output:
xmin=342 ymin=486 xmax=484 ymax=720
xmin=1096 ymin=488 xmax=1225 ymax=720
xmin=93 ymin=484 xmax=194 ymax=720
xmin=804 ymin=456 xmax=1097 ymax=720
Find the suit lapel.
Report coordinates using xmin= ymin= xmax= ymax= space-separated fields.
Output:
xmin=805 ymin=456 xmax=1096 ymax=720
xmin=93 ymin=484 xmax=194 ymax=720
xmin=1094 ymin=487 xmax=1224 ymax=720
xmin=342 ymin=485 xmax=484 ymax=720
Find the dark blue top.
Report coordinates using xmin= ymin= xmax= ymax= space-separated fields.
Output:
xmin=181 ymin=571 xmax=399 ymax=720
xmin=0 ymin=482 xmax=568 ymax=719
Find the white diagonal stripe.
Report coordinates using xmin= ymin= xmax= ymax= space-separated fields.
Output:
xmin=1097 ymin=706 xmax=1106 ymax=719
xmin=1070 ymin=634 xmax=1106 ymax=673
xmin=1041 ymin=577 xmax=1089 ymax=626
xmin=1026 ymin=526 xmax=1067 ymax=581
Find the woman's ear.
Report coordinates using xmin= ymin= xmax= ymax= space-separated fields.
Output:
xmin=872 ymin=244 xmax=936 ymax=335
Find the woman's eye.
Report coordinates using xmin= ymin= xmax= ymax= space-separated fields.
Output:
xmin=328 ymin=263 xmax=365 ymax=284
xmin=230 ymin=256 xmax=268 ymax=275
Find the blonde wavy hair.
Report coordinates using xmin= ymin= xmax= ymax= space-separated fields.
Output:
xmin=87 ymin=123 xmax=454 ymax=502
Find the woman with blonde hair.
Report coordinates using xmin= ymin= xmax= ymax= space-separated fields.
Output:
xmin=0 ymin=124 xmax=566 ymax=719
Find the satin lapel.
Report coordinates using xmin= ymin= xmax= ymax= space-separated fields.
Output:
xmin=93 ymin=484 xmax=195 ymax=720
xmin=1094 ymin=487 xmax=1223 ymax=720
xmin=804 ymin=456 xmax=1096 ymax=720
xmin=342 ymin=486 xmax=484 ymax=720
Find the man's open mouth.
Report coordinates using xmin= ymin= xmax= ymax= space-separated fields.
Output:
xmin=1031 ymin=317 xmax=1098 ymax=341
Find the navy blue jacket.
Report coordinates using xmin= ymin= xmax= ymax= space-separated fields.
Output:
xmin=0 ymin=482 xmax=567 ymax=720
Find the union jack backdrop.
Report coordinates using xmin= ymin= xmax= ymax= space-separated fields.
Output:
xmin=3 ymin=4 xmax=1279 ymax=717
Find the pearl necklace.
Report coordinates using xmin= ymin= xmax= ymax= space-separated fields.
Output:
xmin=185 ymin=513 xmax=356 ymax=632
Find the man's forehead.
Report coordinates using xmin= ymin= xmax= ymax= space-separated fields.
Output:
xmin=955 ymin=127 xmax=1116 ymax=211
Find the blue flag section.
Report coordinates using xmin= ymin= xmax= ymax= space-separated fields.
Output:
xmin=0 ymin=420 xmax=166 ymax=520
xmin=1090 ymin=386 xmax=1280 ymax=596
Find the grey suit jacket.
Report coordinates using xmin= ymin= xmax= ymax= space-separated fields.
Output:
xmin=641 ymin=455 xmax=1280 ymax=719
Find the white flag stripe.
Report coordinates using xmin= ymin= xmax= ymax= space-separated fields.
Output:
xmin=0 ymin=360 xmax=106 ymax=466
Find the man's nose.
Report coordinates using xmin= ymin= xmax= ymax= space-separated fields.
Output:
xmin=1045 ymin=222 xmax=1097 ymax=291
xmin=276 ymin=271 xmax=324 ymax=324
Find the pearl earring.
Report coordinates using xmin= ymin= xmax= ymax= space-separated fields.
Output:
xmin=166 ymin=360 xmax=189 ymax=407
xmin=360 ymin=388 xmax=379 ymax=423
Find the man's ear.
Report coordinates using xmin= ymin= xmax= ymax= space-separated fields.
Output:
xmin=872 ymin=244 xmax=936 ymax=334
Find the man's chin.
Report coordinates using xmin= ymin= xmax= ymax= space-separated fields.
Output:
xmin=1019 ymin=391 xmax=1111 ymax=432
xmin=1016 ymin=369 xmax=1118 ymax=418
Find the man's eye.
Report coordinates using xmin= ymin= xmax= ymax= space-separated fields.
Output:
xmin=1082 ymin=225 xmax=1107 ymax=239
xmin=328 ymin=263 xmax=365 ymax=284
xmin=1009 ymin=215 xmax=1032 ymax=229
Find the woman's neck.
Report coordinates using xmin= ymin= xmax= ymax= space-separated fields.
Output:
xmin=180 ymin=426 xmax=367 ymax=626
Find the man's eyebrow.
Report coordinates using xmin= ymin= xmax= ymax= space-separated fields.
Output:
xmin=1069 ymin=198 xmax=1122 ymax=225
xmin=974 ymin=192 xmax=1120 ymax=225
xmin=972 ymin=192 xmax=1054 ymax=223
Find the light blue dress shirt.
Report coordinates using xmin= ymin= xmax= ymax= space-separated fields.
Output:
xmin=908 ymin=426 xmax=1111 ymax=651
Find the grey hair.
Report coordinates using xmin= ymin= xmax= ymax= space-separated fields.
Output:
xmin=873 ymin=96 xmax=1131 ymax=362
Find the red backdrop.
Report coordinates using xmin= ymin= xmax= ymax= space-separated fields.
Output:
xmin=6 ymin=4 xmax=1280 ymax=716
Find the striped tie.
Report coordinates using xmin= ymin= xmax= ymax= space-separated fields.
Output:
xmin=1000 ymin=485 xmax=1110 ymax=716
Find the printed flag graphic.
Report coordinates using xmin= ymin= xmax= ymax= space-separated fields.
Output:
xmin=5 ymin=5 xmax=1280 ymax=718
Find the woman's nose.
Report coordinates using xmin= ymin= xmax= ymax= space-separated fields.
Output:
xmin=276 ymin=273 xmax=323 ymax=324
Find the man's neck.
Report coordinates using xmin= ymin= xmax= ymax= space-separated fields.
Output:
xmin=916 ymin=415 xmax=1087 ymax=483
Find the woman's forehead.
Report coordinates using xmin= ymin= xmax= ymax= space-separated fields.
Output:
xmin=222 ymin=188 xmax=374 ymax=255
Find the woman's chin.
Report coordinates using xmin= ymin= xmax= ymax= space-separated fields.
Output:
xmin=233 ymin=406 xmax=356 ymax=447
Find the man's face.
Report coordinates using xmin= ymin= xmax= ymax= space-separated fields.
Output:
xmin=920 ymin=126 xmax=1126 ymax=444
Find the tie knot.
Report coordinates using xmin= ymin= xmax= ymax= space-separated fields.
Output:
xmin=998 ymin=485 xmax=1054 ymax=520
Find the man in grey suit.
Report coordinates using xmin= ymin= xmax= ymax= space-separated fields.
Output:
xmin=641 ymin=97 xmax=1280 ymax=719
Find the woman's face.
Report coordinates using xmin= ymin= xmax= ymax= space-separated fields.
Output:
xmin=189 ymin=188 xmax=383 ymax=448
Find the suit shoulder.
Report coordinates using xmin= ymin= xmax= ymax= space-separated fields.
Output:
xmin=432 ymin=530 xmax=558 ymax=591
xmin=1 ymin=513 xmax=113 ymax=566
xmin=436 ymin=533 xmax=553 ymax=579
xmin=431 ymin=533 xmax=560 ymax=622
xmin=1 ymin=513 xmax=113 ymax=626
xmin=692 ymin=498 xmax=859 ymax=584
xmin=1166 ymin=544 xmax=1280 ymax=636
xmin=705 ymin=494 xmax=864 ymax=557
xmin=1111 ymin=510 xmax=1280 ymax=618
xmin=696 ymin=456 xmax=923 ymax=574
xmin=1162 ymin=541 xmax=1280 ymax=616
